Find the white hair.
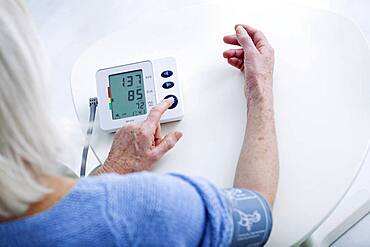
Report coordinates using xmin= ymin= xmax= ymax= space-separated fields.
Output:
xmin=0 ymin=0 xmax=66 ymax=216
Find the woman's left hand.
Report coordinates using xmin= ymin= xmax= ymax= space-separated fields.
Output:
xmin=94 ymin=98 xmax=183 ymax=175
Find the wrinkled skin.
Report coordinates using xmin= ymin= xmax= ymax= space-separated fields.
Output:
xmin=95 ymin=98 xmax=182 ymax=175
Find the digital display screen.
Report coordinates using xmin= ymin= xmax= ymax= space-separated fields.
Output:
xmin=109 ymin=69 xmax=147 ymax=120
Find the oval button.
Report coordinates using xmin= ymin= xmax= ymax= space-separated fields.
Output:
xmin=164 ymin=95 xmax=178 ymax=109
xmin=161 ymin=70 xmax=173 ymax=78
xmin=162 ymin=81 xmax=174 ymax=89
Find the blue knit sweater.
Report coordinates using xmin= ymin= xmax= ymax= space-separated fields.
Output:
xmin=0 ymin=172 xmax=271 ymax=246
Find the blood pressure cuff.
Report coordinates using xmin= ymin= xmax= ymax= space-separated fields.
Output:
xmin=221 ymin=188 xmax=273 ymax=247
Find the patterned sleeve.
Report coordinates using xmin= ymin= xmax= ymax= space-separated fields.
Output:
xmin=221 ymin=188 xmax=273 ymax=247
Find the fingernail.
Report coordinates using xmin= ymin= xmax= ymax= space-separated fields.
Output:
xmin=236 ymin=25 xmax=243 ymax=33
xmin=175 ymin=131 xmax=183 ymax=139
xmin=164 ymin=97 xmax=174 ymax=104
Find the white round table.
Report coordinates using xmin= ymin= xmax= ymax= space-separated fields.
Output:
xmin=70 ymin=1 xmax=370 ymax=245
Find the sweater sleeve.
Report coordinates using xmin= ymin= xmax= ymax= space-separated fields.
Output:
xmin=104 ymin=172 xmax=233 ymax=247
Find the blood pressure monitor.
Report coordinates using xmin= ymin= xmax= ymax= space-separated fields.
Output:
xmin=96 ymin=57 xmax=183 ymax=132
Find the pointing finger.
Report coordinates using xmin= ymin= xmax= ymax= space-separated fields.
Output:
xmin=143 ymin=98 xmax=173 ymax=131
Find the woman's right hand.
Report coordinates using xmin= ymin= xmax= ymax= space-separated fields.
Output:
xmin=94 ymin=98 xmax=182 ymax=175
xmin=223 ymin=24 xmax=275 ymax=106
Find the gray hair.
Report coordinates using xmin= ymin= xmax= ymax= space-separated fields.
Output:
xmin=0 ymin=0 xmax=64 ymax=216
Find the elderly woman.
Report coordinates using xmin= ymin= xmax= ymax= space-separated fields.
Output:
xmin=0 ymin=1 xmax=278 ymax=246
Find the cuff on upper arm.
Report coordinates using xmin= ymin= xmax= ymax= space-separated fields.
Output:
xmin=221 ymin=188 xmax=273 ymax=247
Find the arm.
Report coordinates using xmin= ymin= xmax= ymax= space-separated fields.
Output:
xmin=223 ymin=25 xmax=279 ymax=207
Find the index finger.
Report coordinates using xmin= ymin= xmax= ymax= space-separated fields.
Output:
xmin=223 ymin=34 xmax=241 ymax=46
xmin=142 ymin=98 xmax=174 ymax=131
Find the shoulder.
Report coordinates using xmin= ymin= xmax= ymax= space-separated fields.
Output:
xmin=94 ymin=172 xmax=224 ymax=219
xmin=92 ymin=172 xmax=209 ymax=204
xmin=96 ymin=172 xmax=233 ymax=222
xmin=85 ymin=172 xmax=233 ymax=246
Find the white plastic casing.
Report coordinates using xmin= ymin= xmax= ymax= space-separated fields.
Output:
xmin=96 ymin=57 xmax=183 ymax=132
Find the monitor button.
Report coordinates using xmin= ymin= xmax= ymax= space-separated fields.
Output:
xmin=162 ymin=81 xmax=174 ymax=89
xmin=161 ymin=70 xmax=173 ymax=78
xmin=164 ymin=95 xmax=178 ymax=109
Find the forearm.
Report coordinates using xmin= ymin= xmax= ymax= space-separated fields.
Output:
xmin=234 ymin=91 xmax=279 ymax=207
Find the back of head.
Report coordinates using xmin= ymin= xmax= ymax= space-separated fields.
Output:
xmin=0 ymin=0 xmax=62 ymax=216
